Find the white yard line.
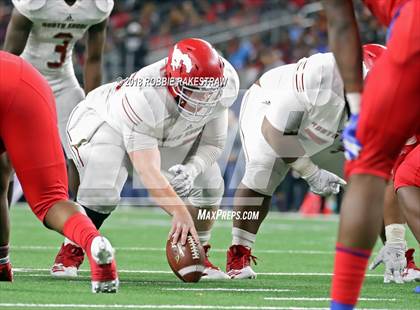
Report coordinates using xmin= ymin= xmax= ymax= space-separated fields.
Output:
xmin=12 ymin=267 xmax=382 ymax=277
xmin=162 ymin=288 xmax=295 ymax=292
xmin=264 ymin=297 xmax=397 ymax=302
xmin=257 ymin=272 xmax=381 ymax=277
xmin=13 ymin=268 xmax=172 ymax=274
xmin=0 ymin=304 xmax=326 ymax=310
xmin=0 ymin=304 xmax=400 ymax=310
xmin=11 ymin=245 xmax=333 ymax=255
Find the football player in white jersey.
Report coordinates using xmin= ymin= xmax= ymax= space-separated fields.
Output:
xmin=225 ymin=45 xmax=383 ymax=279
xmin=3 ymin=0 xmax=114 ymax=199
xmin=50 ymin=38 xmax=240 ymax=279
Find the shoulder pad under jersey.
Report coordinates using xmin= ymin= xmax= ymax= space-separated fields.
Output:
xmin=94 ymin=0 xmax=114 ymax=14
xmin=12 ymin=0 xmax=46 ymax=17
xmin=220 ymin=57 xmax=240 ymax=108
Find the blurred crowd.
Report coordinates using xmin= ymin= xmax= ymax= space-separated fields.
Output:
xmin=0 ymin=0 xmax=386 ymax=212
xmin=0 ymin=0 xmax=386 ymax=85
xmin=105 ymin=0 xmax=386 ymax=87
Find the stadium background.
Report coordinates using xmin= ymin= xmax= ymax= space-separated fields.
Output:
xmin=2 ymin=2 xmax=419 ymax=309
xmin=0 ymin=0 xmax=386 ymax=211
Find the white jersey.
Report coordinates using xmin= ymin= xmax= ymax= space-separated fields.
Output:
xmin=239 ymin=53 xmax=346 ymax=195
xmin=12 ymin=0 xmax=113 ymax=93
xmin=76 ymin=57 xmax=240 ymax=152
xmin=262 ymin=52 xmax=347 ymax=156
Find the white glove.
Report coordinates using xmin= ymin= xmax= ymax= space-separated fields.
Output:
xmin=289 ymin=158 xmax=346 ymax=196
xmin=304 ymin=168 xmax=347 ymax=196
xmin=369 ymin=242 xmax=407 ymax=284
xmin=168 ymin=164 xmax=199 ymax=197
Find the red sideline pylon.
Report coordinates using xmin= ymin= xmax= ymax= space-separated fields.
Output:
xmin=299 ymin=192 xmax=332 ymax=216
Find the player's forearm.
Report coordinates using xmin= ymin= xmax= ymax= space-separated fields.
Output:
xmin=140 ymin=168 xmax=187 ymax=215
xmin=185 ymin=144 xmax=223 ymax=176
xmin=83 ymin=60 xmax=102 ymax=94
xmin=130 ymin=148 xmax=186 ymax=212
xmin=322 ymin=0 xmax=363 ymax=93
xmin=288 ymin=157 xmax=318 ymax=178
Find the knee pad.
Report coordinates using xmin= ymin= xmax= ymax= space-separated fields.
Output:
xmin=189 ymin=166 xmax=224 ymax=207
xmin=241 ymin=161 xmax=288 ymax=196
xmin=190 ymin=182 xmax=225 ymax=207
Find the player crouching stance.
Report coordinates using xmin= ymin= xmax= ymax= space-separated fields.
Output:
xmin=50 ymin=38 xmax=239 ymax=280
xmin=0 ymin=52 xmax=118 ymax=293
xmin=369 ymin=135 xmax=420 ymax=284
xmin=372 ymin=135 xmax=420 ymax=281
xmin=226 ymin=46 xmax=382 ymax=279
xmin=393 ymin=136 xmax=420 ymax=250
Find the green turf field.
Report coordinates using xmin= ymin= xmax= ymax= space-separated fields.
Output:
xmin=0 ymin=204 xmax=419 ymax=310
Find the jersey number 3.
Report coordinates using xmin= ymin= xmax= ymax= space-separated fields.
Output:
xmin=47 ymin=33 xmax=73 ymax=69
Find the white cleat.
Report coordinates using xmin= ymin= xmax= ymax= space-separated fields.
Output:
xmin=202 ymin=266 xmax=230 ymax=280
xmin=201 ymin=244 xmax=230 ymax=280
xmin=403 ymin=267 xmax=420 ymax=282
xmin=50 ymin=265 xmax=78 ymax=277
xmin=228 ymin=266 xmax=257 ymax=279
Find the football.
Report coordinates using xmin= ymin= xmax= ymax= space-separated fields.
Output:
xmin=166 ymin=234 xmax=205 ymax=282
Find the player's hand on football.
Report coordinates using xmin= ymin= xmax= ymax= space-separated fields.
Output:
xmin=304 ymin=168 xmax=347 ymax=196
xmin=369 ymin=242 xmax=407 ymax=284
xmin=168 ymin=164 xmax=197 ymax=197
xmin=343 ymin=114 xmax=362 ymax=160
xmin=168 ymin=207 xmax=199 ymax=246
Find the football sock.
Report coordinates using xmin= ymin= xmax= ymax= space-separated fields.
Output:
xmin=63 ymin=207 xmax=110 ymax=248
xmin=197 ymin=230 xmax=211 ymax=245
xmin=330 ymin=242 xmax=371 ymax=309
xmin=83 ymin=206 xmax=110 ymax=229
xmin=232 ymin=227 xmax=256 ymax=249
xmin=63 ymin=213 xmax=100 ymax=259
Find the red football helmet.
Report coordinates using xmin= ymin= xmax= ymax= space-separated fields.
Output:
xmin=363 ymin=43 xmax=386 ymax=73
xmin=166 ymin=38 xmax=225 ymax=122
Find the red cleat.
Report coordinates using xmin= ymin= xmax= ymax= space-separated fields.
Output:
xmin=51 ymin=243 xmax=84 ymax=277
xmin=226 ymin=245 xmax=257 ymax=279
xmin=201 ymin=244 xmax=229 ymax=279
xmin=403 ymin=248 xmax=420 ymax=282
xmin=89 ymin=236 xmax=119 ymax=293
xmin=0 ymin=262 xmax=13 ymax=282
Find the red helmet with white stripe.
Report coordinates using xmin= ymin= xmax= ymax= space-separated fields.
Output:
xmin=166 ymin=38 xmax=225 ymax=122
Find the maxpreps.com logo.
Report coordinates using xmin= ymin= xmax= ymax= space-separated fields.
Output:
xmin=171 ymin=45 xmax=193 ymax=73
